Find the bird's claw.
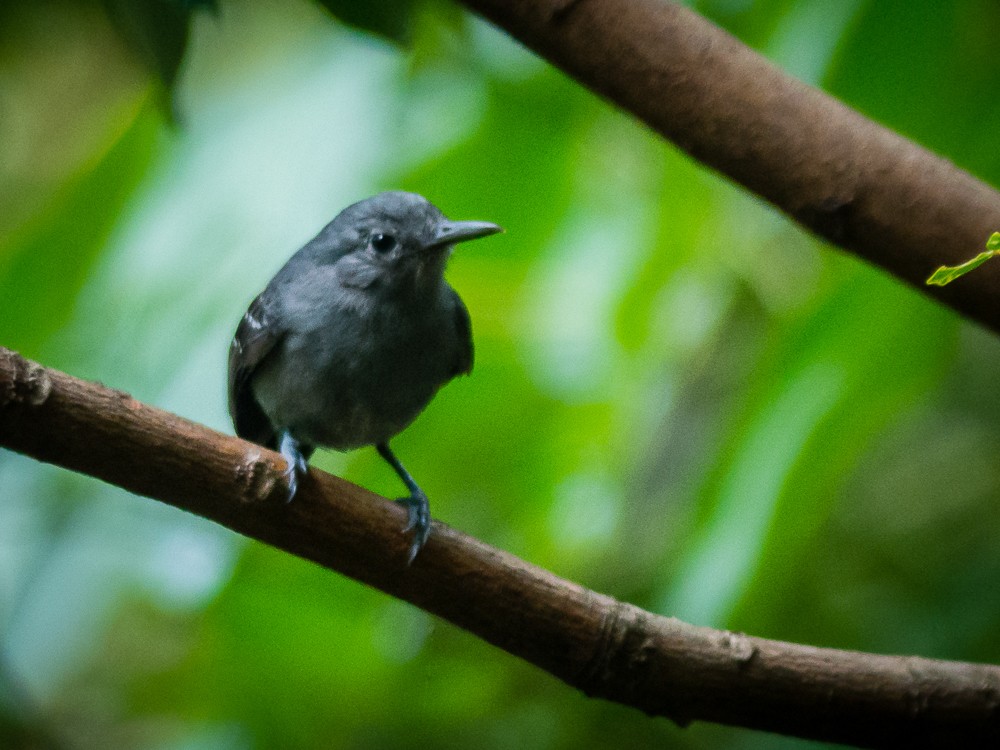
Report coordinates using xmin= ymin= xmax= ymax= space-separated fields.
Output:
xmin=283 ymin=460 xmax=307 ymax=503
xmin=397 ymin=491 xmax=431 ymax=564
xmin=279 ymin=431 xmax=309 ymax=503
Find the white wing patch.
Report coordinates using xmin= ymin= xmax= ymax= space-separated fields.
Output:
xmin=244 ymin=311 xmax=264 ymax=330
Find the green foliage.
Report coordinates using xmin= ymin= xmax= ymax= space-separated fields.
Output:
xmin=103 ymin=0 xmax=420 ymax=87
xmin=0 ymin=108 xmax=160 ymax=358
xmin=3 ymin=1 xmax=1000 ymax=749
xmin=100 ymin=0 xmax=418 ymax=117
xmin=926 ymin=233 xmax=1000 ymax=286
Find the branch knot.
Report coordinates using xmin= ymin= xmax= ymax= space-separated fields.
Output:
xmin=576 ymin=599 xmax=656 ymax=706
xmin=234 ymin=449 xmax=279 ymax=504
xmin=718 ymin=630 xmax=758 ymax=669
xmin=0 ymin=349 xmax=52 ymax=409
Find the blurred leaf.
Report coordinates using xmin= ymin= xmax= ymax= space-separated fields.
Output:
xmin=0 ymin=106 xmax=160 ymax=359
xmin=926 ymin=233 xmax=1000 ymax=286
xmin=0 ymin=1 xmax=150 ymax=238
xmin=314 ymin=0 xmax=418 ymax=45
xmin=728 ymin=264 xmax=956 ymax=639
xmin=660 ymin=257 xmax=957 ymax=630
xmin=103 ymin=0 xmax=215 ymax=110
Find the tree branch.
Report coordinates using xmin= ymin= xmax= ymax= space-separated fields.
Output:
xmin=2 ymin=347 xmax=999 ymax=746
xmin=458 ymin=0 xmax=1000 ymax=333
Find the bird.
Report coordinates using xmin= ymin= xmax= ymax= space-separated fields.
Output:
xmin=228 ymin=191 xmax=501 ymax=563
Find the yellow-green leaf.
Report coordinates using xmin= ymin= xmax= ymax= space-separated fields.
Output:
xmin=926 ymin=237 xmax=1000 ymax=286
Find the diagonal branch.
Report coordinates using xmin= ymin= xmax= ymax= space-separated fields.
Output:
xmin=458 ymin=0 xmax=1000 ymax=333
xmin=2 ymin=346 xmax=999 ymax=747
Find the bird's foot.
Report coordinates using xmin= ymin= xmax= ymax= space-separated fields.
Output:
xmin=278 ymin=431 xmax=309 ymax=503
xmin=375 ymin=443 xmax=432 ymax=564
xmin=397 ymin=490 xmax=431 ymax=565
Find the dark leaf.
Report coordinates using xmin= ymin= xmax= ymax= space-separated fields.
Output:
xmin=315 ymin=0 xmax=418 ymax=45
xmin=103 ymin=0 xmax=216 ymax=108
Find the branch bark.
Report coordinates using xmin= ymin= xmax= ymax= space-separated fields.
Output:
xmin=458 ymin=0 xmax=1000 ymax=333
xmin=2 ymin=347 xmax=999 ymax=747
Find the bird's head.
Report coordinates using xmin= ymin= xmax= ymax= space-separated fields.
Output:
xmin=318 ymin=191 xmax=501 ymax=294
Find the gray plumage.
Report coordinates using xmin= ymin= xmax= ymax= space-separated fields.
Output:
xmin=228 ymin=191 xmax=500 ymax=562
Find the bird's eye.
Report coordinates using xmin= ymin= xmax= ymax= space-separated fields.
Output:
xmin=370 ymin=233 xmax=397 ymax=253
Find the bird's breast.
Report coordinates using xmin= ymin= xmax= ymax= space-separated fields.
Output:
xmin=252 ymin=290 xmax=462 ymax=451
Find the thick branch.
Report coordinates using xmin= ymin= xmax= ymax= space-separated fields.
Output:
xmin=2 ymin=347 xmax=999 ymax=746
xmin=459 ymin=0 xmax=1000 ymax=333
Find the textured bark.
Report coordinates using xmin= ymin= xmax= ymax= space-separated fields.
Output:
xmin=458 ymin=0 xmax=1000 ymax=332
xmin=2 ymin=346 xmax=999 ymax=747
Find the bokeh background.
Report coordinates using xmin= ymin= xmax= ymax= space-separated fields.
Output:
xmin=2 ymin=0 xmax=1000 ymax=747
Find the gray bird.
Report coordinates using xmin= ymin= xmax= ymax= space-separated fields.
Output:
xmin=228 ymin=191 xmax=501 ymax=562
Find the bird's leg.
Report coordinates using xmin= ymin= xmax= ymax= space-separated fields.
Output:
xmin=278 ymin=430 xmax=310 ymax=502
xmin=376 ymin=442 xmax=430 ymax=564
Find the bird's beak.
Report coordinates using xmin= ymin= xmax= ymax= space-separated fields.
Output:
xmin=423 ymin=220 xmax=503 ymax=252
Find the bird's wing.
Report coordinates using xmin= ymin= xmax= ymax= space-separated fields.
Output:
xmin=450 ymin=290 xmax=474 ymax=377
xmin=228 ymin=293 xmax=283 ymax=449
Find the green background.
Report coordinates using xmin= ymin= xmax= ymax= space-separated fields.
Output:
xmin=2 ymin=0 xmax=999 ymax=747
